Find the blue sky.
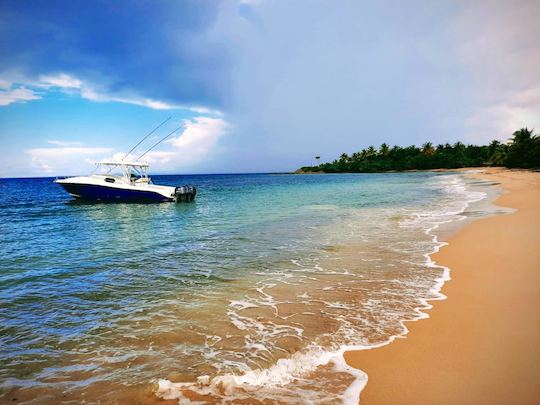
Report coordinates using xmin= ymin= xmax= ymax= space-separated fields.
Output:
xmin=0 ymin=0 xmax=538 ymax=177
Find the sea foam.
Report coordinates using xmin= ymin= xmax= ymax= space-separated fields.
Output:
xmin=156 ymin=174 xmax=494 ymax=404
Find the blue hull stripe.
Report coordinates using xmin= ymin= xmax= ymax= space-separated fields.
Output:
xmin=59 ymin=183 xmax=173 ymax=202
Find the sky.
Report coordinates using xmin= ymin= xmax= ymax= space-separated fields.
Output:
xmin=0 ymin=0 xmax=538 ymax=177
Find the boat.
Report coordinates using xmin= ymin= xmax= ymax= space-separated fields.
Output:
xmin=55 ymin=118 xmax=197 ymax=203
xmin=55 ymin=160 xmax=196 ymax=202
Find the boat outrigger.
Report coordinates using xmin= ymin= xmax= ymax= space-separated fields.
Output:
xmin=54 ymin=118 xmax=197 ymax=203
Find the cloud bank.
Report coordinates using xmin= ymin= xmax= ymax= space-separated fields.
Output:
xmin=27 ymin=145 xmax=114 ymax=173
xmin=0 ymin=86 xmax=41 ymax=106
xmin=0 ymin=73 xmax=207 ymax=110
xmin=24 ymin=116 xmax=229 ymax=175
xmin=0 ymin=0 xmax=229 ymax=109
xmin=1 ymin=0 xmax=539 ymax=175
xmin=455 ymin=0 xmax=540 ymax=142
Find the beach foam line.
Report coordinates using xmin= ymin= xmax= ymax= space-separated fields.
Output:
xmin=338 ymin=173 xmax=496 ymax=401
xmin=155 ymin=173 xmax=493 ymax=405
xmin=156 ymin=343 xmax=371 ymax=404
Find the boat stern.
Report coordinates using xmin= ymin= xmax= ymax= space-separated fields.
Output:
xmin=174 ymin=185 xmax=197 ymax=202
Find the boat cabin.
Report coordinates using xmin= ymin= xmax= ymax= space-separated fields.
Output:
xmin=93 ymin=161 xmax=151 ymax=185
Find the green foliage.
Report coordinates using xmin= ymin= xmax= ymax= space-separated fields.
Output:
xmin=504 ymin=128 xmax=540 ymax=168
xmin=299 ymin=128 xmax=540 ymax=173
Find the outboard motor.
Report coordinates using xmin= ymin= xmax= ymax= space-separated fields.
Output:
xmin=174 ymin=185 xmax=197 ymax=202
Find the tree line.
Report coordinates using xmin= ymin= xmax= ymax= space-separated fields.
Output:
xmin=299 ymin=128 xmax=540 ymax=173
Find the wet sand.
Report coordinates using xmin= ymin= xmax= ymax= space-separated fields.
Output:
xmin=344 ymin=167 xmax=540 ymax=404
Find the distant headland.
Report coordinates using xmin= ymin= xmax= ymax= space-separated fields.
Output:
xmin=297 ymin=128 xmax=540 ymax=173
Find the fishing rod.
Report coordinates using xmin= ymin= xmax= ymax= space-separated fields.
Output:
xmin=122 ymin=116 xmax=172 ymax=161
xmin=136 ymin=125 xmax=183 ymax=161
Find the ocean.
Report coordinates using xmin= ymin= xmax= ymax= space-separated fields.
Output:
xmin=0 ymin=172 xmax=502 ymax=404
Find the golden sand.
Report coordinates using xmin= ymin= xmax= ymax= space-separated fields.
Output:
xmin=344 ymin=168 xmax=540 ymax=404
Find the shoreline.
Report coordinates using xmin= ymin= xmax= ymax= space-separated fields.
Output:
xmin=343 ymin=167 xmax=540 ymax=404
xmin=292 ymin=167 xmax=495 ymax=174
xmin=3 ymin=169 xmax=537 ymax=404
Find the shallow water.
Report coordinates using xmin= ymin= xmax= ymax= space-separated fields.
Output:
xmin=0 ymin=172 xmax=498 ymax=403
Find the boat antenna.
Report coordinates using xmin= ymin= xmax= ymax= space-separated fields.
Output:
xmin=136 ymin=125 xmax=183 ymax=161
xmin=122 ymin=116 xmax=172 ymax=161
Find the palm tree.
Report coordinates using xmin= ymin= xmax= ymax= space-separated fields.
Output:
xmin=421 ymin=142 xmax=435 ymax=155
xmin=360 ymin=149 xmax=368 ymax=159
xmin=511 ymin=127 xmax=534 ymax=143
xmin=487 ymin=140 xmax=501 ymax=155
xmin=298 ymin=127 xmax=538 ymax=172
xmin=485 ymin=140 xmax=504 ymax=166
xmin=490 ymin=148 xmax=507 ymax=166
xmin=506 ymin=127 xmax=539 ymax=168
xmin=453 ymin=141 xmax=465 ymax=150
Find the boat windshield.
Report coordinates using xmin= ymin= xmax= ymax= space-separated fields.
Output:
xmin=92 ymin=161 xmax=150 ymax=183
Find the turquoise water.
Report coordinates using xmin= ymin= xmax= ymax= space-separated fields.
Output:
xmin=0 ymin=172 xmax=489 ymax=403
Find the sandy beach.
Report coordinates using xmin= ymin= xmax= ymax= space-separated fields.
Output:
xmin=344 ymin=167 xmax=540 ymax=404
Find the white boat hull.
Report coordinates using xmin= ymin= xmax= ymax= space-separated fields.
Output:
xmin=55 ymin=176 xmax=195 ymax=203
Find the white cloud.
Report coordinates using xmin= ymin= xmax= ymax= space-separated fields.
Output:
xmin=115 ymin=116 xmax=229 ymax=171
xmin=188 ymin=106 xmax=225 ymax=116
xmin=144 ymin=151 xmax=176 ymax=165
xmin=81 ymin=87 xmax=224 ymax=113
xmin=18 ymin=116 xmax=228 ymax=176
xmin=39 ymin=73 xmax=83 ymax=88
xmin=167 ymin=116 xmax=229 ymax=165
xmin=86 ymin=117 xmax=228 ymax=173
xmin=465 ymin=86 xmax=540 ymax=143
xmin=37 ymin=73 xmax=178 ymax=110
xmin=26 ymin=145 xmax=114 ymax=174
xmin=47 ymin=140 xmax=84 ymax=147
xmin=79 ymin=85 xmax=179 ymax=110
xmin=98 ymin=150 xmax=176 ymax=166
xmin=28 ymin=146 xmax=113 ymax=159
xmin=456 ymin=0 xmax=540 ymax=142
xmin=0 ymin=72 xmax=224 ymax=114
xmin=0 ymin=86 xmax=41 ymax=106
xmin=114 ymin=97 xmax=177 ymax=110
